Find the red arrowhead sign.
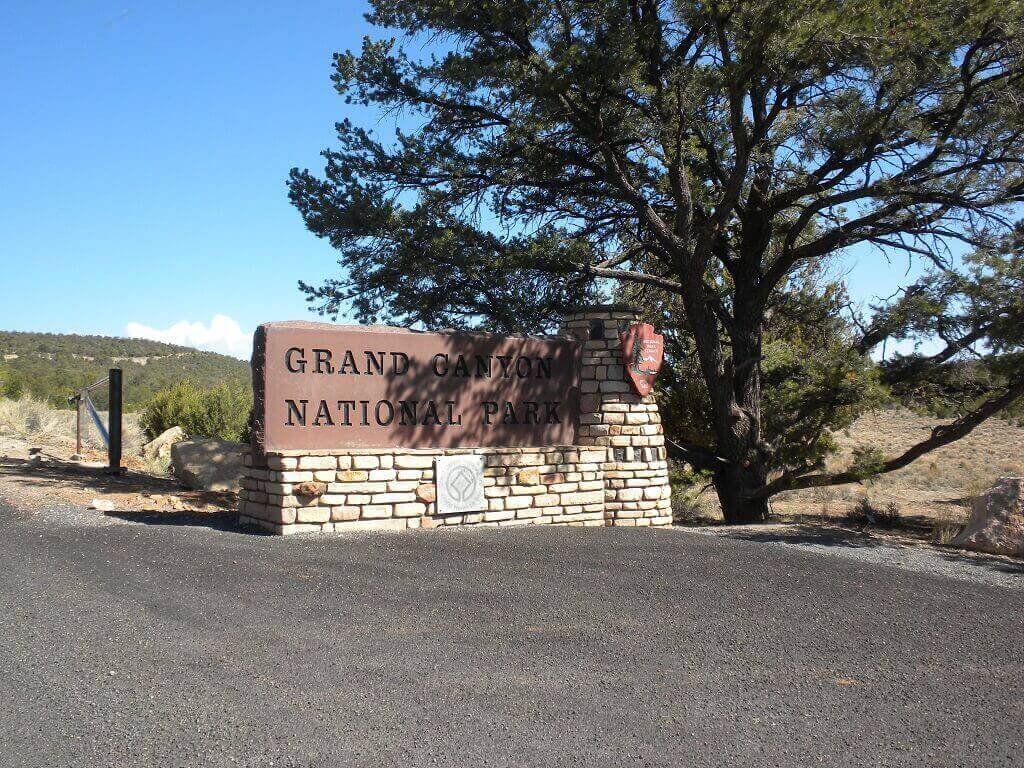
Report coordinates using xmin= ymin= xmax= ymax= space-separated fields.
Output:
xmin=619 ymin=322 xmax=664 ymax=397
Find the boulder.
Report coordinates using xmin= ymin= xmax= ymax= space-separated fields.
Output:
xmin=170 ymin=439 xmax=248 ymax=492
xmin=949 ymin=477 xmax=1024 ymax=557
xmin=143 ymin=426 xmax=186 ymax=461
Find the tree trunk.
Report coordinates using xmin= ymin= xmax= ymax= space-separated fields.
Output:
xmin=711 ymin=295 xmax=769 ymax=524
xmin=714 ymin=461 xmax=770 ymax=524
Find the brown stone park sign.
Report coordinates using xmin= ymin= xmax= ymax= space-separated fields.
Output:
xmin=252 ymin=321 xmax=582 ymax=451
xmin=240 ymin=308 xmax=674 ymax=535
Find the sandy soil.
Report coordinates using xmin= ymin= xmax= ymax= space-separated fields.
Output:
xmin=771 ymin=408 xmax=1024 ymax=531
xmin=0 ymin=433 xmax=235 ymax=518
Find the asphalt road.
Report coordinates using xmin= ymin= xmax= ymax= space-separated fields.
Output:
xmin=1 ymin=500 xmax=1022 ymax=768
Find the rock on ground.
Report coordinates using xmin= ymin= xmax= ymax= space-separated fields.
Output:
xmin=142 ymin=426 xmax=186 ymax=461
xmin=950 ymin=476 xmax=1024 ymax=557
xmin=170 ymin=439 xmax=248 ymax=492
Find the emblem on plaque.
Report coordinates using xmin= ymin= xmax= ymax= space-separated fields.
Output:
xmin=619 ymin=322 xmax=664 ymax=397
xmin=435 ymin=455 xmax=486 ymax=514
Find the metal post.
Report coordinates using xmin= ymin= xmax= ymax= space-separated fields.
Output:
xmin=106 ymin=368 xmax=123 ymax=473
xmin=67 ymin=392 xmax=84 ymax=460
xmin=75 ymin=394 xmax=82 ymax=457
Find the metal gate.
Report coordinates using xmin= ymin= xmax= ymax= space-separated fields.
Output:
xmin=68 ymin=368 xmax=123 ymax=473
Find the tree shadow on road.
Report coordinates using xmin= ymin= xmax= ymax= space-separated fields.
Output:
xmin=103 ymin=508 xmax=246 ymax=533
xmin=705 ymin=523 xmax=887 ymax=549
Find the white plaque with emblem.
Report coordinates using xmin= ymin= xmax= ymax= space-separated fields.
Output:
xmin=435 ymin=455 xmax=486 ymax=514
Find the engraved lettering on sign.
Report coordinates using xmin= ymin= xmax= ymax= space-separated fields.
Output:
xmin=252 ymin=322 xmax=582 ymax=451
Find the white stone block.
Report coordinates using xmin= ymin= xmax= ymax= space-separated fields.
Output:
xmin=298 ymin=455 xmax=337 ymax=470
xmin=395 ymin=455 xmax=434 ymax=469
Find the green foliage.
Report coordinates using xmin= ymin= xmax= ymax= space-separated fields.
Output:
xmin=761 ymin=336 xmax=885 ymax=473
xmin=140 ymin=380 xmax=252 ymax=443
xmin=291 ymin=0 xmax=1024 ymax=330
xmin=893 ymin=358 xmax=1024 ymax=426
xmin=876 ymin=225 xmax=1024 ymax=426
xmin=849 ymin=447 xmax=887 ymax=480
xmin=290 ymin=0 xmax=1024 ymax=514
xmin=0 ymin=331 xmax=250 ymax=411
xmin=0 ymin=365 xmax=26 ymax=399
xmin=649 ymin=262 xmax=889 ymax=477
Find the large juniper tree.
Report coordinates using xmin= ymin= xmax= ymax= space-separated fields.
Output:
xmin=289 ymin=0 xmax=1024 ymax=523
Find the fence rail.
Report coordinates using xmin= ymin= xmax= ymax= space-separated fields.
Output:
xmin=68 ymin=368 xmax=123 ymax=473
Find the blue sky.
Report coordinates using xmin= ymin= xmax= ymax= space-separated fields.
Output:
xmin=1 ymin=2 xmax=372 ymax=357
xmin=1 ymin=1 xmax=922 ymax=359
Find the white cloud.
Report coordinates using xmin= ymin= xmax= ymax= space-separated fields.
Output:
xmin=124 ymin=315 xmax=251 ymax=359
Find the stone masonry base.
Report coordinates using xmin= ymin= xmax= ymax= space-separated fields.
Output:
xmin=239 ymin=304 xmax=674 ymax=534
xmin=238 ymin=445 xmax=672 ymax=534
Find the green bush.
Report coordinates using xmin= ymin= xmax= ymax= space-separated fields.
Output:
xmin=0 ymin=366 xmax=25 ymax=399
xmin=141 ymin=380 xmax=252 ymax=442
xmin=669 ymin=466 xmax=715 ymax=524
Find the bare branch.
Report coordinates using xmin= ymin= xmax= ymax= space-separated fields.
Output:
xmin=758 ymin=376 xmax=1024 ymax=498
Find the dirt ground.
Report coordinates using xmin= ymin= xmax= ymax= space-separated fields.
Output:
xmin=0 ymin=434 xmax=235 ymax=518
xmin=2 ymin=406 xmax=1021 ymax=555
xmin=772 ymin=408 xmax=1024 ymax=526
xmin=670 ymin=407 xmax=1024 ymax=553
xmin=669 ymin=408 xmax=1024 ymax=558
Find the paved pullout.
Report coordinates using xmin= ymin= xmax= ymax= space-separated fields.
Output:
xmin=1 ymin=500 xmax=1021 ymax=768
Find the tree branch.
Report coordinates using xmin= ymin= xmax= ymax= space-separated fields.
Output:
xmin=757 ymin=376 xmax=1024 ymax=498
xmin=582 ymin=265 xmax=685 ymax=294
xmin=665 ymin=437 xmax=731 ymax=472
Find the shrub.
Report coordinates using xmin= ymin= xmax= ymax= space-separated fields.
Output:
xmin=0 ymin=365 xmax=26 ymax=399
xmin=842 ymin=498 xmax=902 ymax=529
xmin=876 ymin=502 xmax=902 ymax=528
xmin=0 ymin=394 xmax=65 ymax=439
xmin=849 ymin=446 xmax=886 ymax=480
xmin=670 ymin=466 xmax=714 ymax=524
xmin=931 ymin=523 xmax=963 ymax=546
xmin=141 ymin=380 xmax=252 ymax=442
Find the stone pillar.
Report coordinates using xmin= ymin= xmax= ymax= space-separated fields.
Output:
xmin=559 ymin=305 xmax=673 ymax=527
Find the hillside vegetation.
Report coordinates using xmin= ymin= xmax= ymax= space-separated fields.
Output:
xmin=0 ymin=331 xmax=250 ymax=411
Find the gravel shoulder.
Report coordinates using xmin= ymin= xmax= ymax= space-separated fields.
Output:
xmin=677 ymin=523 xmax=1024 ymax=591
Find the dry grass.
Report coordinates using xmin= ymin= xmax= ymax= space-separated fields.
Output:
xmin=0 ymin=396 xmax=67 ymax=440
xmin=772 ymin=406 xmax=1024 ymax=532
xmin=0 ymin=395 xmax=145 ymax=457
xmin=674 ymin=407 xmax=1024 ymax=537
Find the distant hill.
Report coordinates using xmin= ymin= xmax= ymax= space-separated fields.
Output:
xmin=0 ymin=330 xmax=250 ymax=410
